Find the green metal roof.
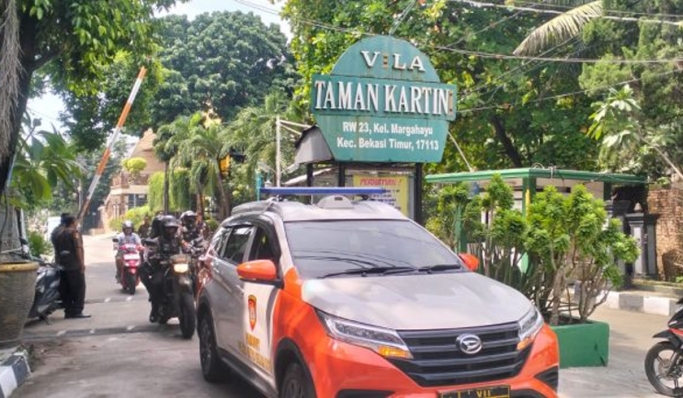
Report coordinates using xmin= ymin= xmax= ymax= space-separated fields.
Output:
xmin=425 ymin=168 xmax=647 ymax=185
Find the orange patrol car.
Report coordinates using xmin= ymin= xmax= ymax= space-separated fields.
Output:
xmin=196 ymin=187 xmax=559 ymax=398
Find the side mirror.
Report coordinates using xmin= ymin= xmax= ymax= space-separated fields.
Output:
xmin=143 ymin=238 xmax=157 ymax=246
xmin=112 ymin=238 xmax=119 ymax=243
xmin=458 ymin=253 xmax=479 ymax=272
xmin=237 ymin=259 xmax=277 ymax=283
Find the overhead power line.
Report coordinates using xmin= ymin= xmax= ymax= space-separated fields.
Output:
xmin=516 ymin=0 xmax=683 ymax=19
xmin=459 ymin=69 xmax=681 ymax=113
xmin=449 ymin=0 xmax=683 ymax=27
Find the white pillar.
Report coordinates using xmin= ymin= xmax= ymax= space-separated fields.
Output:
xmin=276 ymin=115 xmax=281 ymax=187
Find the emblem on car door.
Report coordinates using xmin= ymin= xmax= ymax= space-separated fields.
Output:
xmin=248 ymin=295 xmax=257 ymax=331
xmin=456 ymin=334 xmax=482 ymax=355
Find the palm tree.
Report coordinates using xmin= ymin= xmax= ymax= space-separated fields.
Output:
xmin=229 ymin=92 xmax=301 ymax=186
xmin=170 ymin=113 xmax=231 ymax=219
xmin=10 ymin=122 xmax=83 ymax=209
xmin=514 ymin=1 xmax=602 ymax=55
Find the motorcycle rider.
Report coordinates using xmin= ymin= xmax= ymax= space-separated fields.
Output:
xmin=114 ymin=220 xmax=142 ymax=281
xmin=140 ymin=215 xmax=183 ymax=322
xmin=179 ymin=210 xmax=204 ymax=247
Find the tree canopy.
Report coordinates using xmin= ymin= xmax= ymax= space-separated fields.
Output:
xmin=280 ymin=0 xmax=599 ymax=172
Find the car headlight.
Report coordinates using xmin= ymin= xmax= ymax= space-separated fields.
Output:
xmin=316 ymin=311 xmax=412 ymax=359
xmin=518 ymin=306 xmax=544 ymax=351
xmin=174 ymin=263 xmax=189 ymax=273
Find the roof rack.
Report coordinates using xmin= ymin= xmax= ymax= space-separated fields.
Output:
xmin=259 ymin=187 xmax=386 ymax=198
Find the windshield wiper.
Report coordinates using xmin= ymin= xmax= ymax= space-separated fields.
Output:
xmin=416 ymin=263 xmax=463 ymax=273
xmin=320 ymin=266 xmax=416 ymax=278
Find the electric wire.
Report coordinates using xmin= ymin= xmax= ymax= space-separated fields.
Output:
xmin=515 ymin=0 xmax=683 ymax=19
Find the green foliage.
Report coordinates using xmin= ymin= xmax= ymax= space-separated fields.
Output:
xmin=109 ymin=205 xmax=152 ymax=232
xmin=424 ymin=183 xmax=470 ymax=249
xmin=170 ymin=168 xmax=191 ymax=211
xmin=281 ymin=0 xmax=598 ymax=171
xmin=10 ymin=115 xmax=83 ymax=210
xmin=147 ymin=172 xmax=165 ymax=212
xmin=28 ymin=230 xmax=52 ymax=257
xmin=121 ymin=157 xmax=147 ymax=175
xmin=150 ymin=11 xmax=297 ymax=126
xmin=526 ymin=185 xmax=639 ymax=324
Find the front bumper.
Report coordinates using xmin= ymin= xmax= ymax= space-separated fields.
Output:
xmin=303 ymin=324 xmax=559 ymax=398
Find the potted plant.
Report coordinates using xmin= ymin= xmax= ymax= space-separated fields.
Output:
xmin=429 ymin=175 xmax=639 ymax=368
xmin=525 ymin=185 xmax=638 ymax=367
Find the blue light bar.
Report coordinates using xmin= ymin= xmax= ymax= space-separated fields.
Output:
xmin=259 ymin=187 xmax=386 ymax=196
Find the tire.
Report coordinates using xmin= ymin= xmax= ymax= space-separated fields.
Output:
xmin=178 ymin=292 xmax=196 ymax=339
xmin=645 ymin=341 xmax=683 ymax=397
xmin=279 ymin=362 xmax=316 ymax=398
xmin=198 ymin=311 xmax=227 ymax=383
xmin=125 ymin=273 xmax=136 ymax=295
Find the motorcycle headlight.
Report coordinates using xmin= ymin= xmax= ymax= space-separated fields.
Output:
xmin=518 ymin=306 xmax=544 ymax=351
xmin=173 ymin=263 xmax=189 ymax=273
xmin=316 ymin=310 xmax=412 ymax=359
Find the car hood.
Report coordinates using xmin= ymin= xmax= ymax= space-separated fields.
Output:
xmin=301 ymin=272 xmax=531 ymax=330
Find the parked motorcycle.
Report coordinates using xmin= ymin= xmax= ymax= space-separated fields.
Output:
xmin=148 ymin=247 xmax=196 ymax=339
xmin=27 ymin=260 xmax=63 ymax=324
xmin=645 ymin=296 xmax=683 ymax=396
xmin=113 ymin=238 xmax=143 ymax=295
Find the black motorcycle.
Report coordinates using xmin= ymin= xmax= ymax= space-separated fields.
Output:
xmin=645 ymin=296 xmax=683 ymax=396
xmin=27 ymin=260 xmax=63 ymax=324
xmin=146 ymin=244 xmax=196 ymax=339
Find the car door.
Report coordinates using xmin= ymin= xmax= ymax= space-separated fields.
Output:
xmin=236 ymin=219 xmax=282 ymax=389
xmin=204 ymin=225 xmax=232 ymax=350
xmin=215 ymin=222 xmax=254 ymax=358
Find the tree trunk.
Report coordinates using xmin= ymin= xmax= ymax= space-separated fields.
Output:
xmin=163 ymin=162 xmax=170 ymax=214
xmin=490 ymin=116 xmax=524 ymax=167
xmin=215 ymin=169 xmax=230 ymax=220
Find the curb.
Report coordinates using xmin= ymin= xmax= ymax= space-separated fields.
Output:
xmin=0 ymin=349 xmax=30 ymax=398
xmin=601 ymin=290 xmax=679 ymax=317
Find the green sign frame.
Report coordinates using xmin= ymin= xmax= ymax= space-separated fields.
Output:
xmin=311 ymin=35 xmax=456 ymax=163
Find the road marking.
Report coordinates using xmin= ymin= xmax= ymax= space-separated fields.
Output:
xmin=126 ymin=296 xmax=132 ymax=302
xmin=56 ymin=331 xmax=66 ymax=336
xmin=104 ymin=298 xmax=111 ymax=303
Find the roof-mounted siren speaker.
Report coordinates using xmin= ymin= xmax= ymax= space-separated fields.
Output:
xmin=317 ymin=195 xmax=355 ymax=209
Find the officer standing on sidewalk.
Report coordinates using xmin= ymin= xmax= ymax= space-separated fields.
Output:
xmin=53 ymin=214 xmax=91 ymax=319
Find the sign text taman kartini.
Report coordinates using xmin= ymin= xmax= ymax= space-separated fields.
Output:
xmin=311 ymin=36 xmax=456 ymax=163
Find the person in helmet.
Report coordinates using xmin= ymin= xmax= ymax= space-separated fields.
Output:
xmin=114 ymin=220 xmax=142 ymax=280
xmin=140 ymin=215 xmax=184 ymax=322
xmin=179 ymin=210 xmax=204 ymax=247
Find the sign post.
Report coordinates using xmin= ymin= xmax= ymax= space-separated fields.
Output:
xmin=309 ymin=36 xmax=456 ymax=223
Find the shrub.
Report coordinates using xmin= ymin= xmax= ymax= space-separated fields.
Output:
xmin=28 ymin=230 xmax=52 ymax=257
xmin=109 ymin=205 xmax=152 ymax=232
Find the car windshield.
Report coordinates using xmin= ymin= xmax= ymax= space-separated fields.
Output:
xmin=284 ymin=220 xmax=463 ymax=279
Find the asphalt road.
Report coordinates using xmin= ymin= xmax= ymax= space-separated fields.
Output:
xmin=15 ymin=234 xmax=264 ymax=398
xmin=12 ymin=234 xmax=672 ymax=398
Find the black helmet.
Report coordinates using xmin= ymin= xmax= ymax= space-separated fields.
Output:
xmin=162 ymin=215 xmax=179 ymax=229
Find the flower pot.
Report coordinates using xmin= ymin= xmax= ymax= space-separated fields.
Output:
xmin=0 ymin=261 xmax=39 ymax=348
xmin=551 ymin=319 xmax=610 ymax=368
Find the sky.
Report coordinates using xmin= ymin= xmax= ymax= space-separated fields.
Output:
xmin=26 ymin=0 xmax=291 ymax=134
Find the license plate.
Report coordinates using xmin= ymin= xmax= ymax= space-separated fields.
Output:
xmin=438 ymin=385 xmax=510 ymax=398
xmin=123 ymin=254 xmax=139 ymax=260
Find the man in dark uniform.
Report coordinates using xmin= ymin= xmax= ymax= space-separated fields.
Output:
xmin=137 ymin=215 xmax=151 ymax=239
xmin=140 ymin=215 xmax=183 ymax=322
xmin=53 ymin=214 xmax=91 ymax=319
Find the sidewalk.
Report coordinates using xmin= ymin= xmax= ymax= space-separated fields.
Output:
xmin=560 ymin=306 xmax=668 ymax=397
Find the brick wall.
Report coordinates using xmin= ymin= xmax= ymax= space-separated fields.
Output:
xmin=647 ymin=188 xmax=683 ymax=280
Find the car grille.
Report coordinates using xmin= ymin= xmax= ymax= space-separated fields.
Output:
xmin=389 ymin=322 xmax=531 ymax=387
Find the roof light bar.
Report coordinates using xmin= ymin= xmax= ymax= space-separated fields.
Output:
xmin=259 ymin=187 xmax=386 ymax=196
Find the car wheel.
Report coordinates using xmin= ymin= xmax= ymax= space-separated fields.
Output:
xmin=279 ymin=362 xmax=316 ymax=398
xmin=198 ymin=311 xmax=227 ymax=383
